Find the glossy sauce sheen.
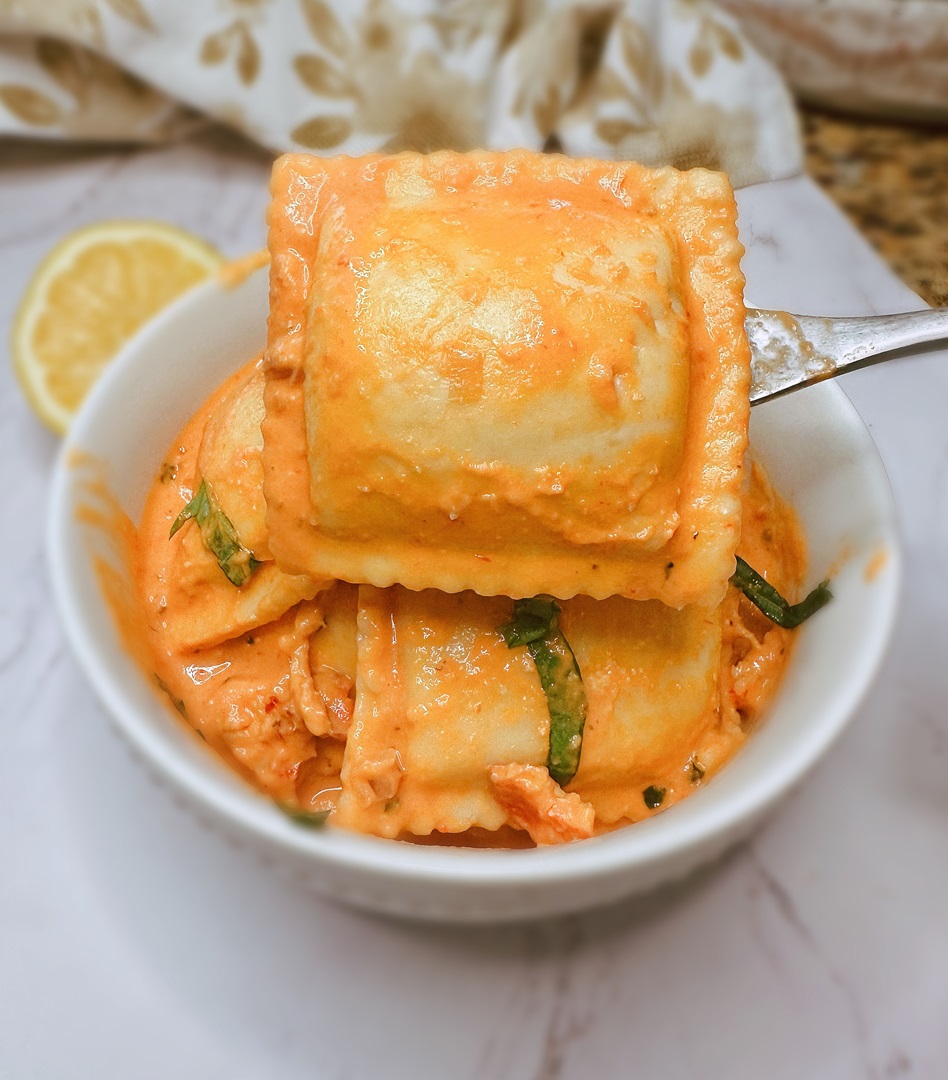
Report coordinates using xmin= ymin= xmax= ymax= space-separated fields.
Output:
xmin=131 ymin=151 xmax=798 ymax=846
xmin=264 ymin=150 xmax=751 ymax=609
xmin=135 ymin=355 xmax=804 ymax=843
xmin=137 ymin=358 xmax=325 ymax=655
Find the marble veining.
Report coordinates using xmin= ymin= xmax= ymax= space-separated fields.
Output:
xmin=1 ymin=133 xmax=946 ymax=1078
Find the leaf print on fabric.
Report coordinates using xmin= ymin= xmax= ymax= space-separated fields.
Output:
xmin=0 ymin=85 xmax=62 ymax=125
xmin=596 ymin=67 xmax=630 ymax=103
xmin=201 ymin=29 xmax=230 ymax=65
xmin=351 ymin=7 xmax=485 ymax=154
xmin=199 ymin=20 xmax=262 ymax=85
xmin=577 ymin=9 xmax=615 ymax=80
xmin=532 ymin=83 xmax=558 ymax=138
xmin=103 ymin=0 xmax=155 ymax=32
xmin=33 ymin=38 xmax=200 ymax=141
xmin=430 ymin=0 xmax=496 ymax=51
xmin=498 ymin=0 xmax=528 ymax=53
xmin=37 ymin=36 xmax=151 ymax=106
xmin=381 ymin=105 xmax=477 ymax=153
xmin=687 ymin=5 xmax=745 ymax=79
xmin=595 ymin=117 xmax=645 ymax=144
xmin=290 ymin=114 xmax=352 ymax=148
xmin=690 ymin=37 xmax=714 ymax=77
xmin=36 ymin=38 xmax=87 ymax=99
xmin=300 ymin=0 xmax=349 ymax=57
xmin=0 ymin=0 xmax=800 ymax=184
xmin=611 ymin=18 xmax=658 ymax=117
xmin=713 ymin=20 xmax=744 ymax=61
xmin=294 ymin=54 xmax=353 ymax=98
xmin=620 ymin=18 xmax=650 ymax=84
xmin=235 ymin=23 xmax=260 ymax=85
xmin=19 ymin=0 xmax=108 ymax=50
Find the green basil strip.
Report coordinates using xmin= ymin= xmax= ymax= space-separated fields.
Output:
xmin=500 ymin=597 xmax=588 ymax=787
xmin=169 ymin=478 xmax=259 ymax=587
xmin=731 ymin=556 xmax=832 ymax=629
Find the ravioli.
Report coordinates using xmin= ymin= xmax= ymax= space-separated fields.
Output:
xmin=264 ymin=150 xmax=750 ymax=608
xmin=148 ymin=584 xmax=357 ymax=807
xmin=559 ymin=597 xmax=725 ymax=824
xmin=137 ymin=358 xmax=327 ymax=652
xmin=336 ymin=586 xmax=724 ymax=839
xmin=336 ymin=587 xmax=550 ymax=838
xmin=197 ymin=364 xmax=272 ymax=560
xmin=135 ymin=355 xmax=805 ymax=845
xmin=129 ymin=152 xmax=809 ymax=850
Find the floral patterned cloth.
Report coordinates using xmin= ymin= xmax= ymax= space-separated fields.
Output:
xmin=0 ymin=0 xmax=802 ymax=186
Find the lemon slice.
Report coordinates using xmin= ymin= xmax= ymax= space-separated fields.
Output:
xmin=12 ymin=220 xmax=223 ymax=434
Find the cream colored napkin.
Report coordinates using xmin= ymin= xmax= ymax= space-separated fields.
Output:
xmin=0 ymin=0 xmax=801 ymax=187
xmin=719 ymin=0 xmax=948 ymax=121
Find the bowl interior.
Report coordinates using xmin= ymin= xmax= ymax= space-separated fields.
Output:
xmin=48 ymin=265 xmax=901 ymax=888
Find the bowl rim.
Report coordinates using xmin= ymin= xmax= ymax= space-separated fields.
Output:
xmin=47 ymin=268 xmax=903 ymax=891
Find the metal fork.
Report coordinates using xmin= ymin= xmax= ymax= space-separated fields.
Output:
xmin=747 ymin=308 xmax=948 ymax=404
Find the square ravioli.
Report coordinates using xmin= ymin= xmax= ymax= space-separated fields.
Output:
xmin=335 ymin=587 xmax=725 ymax=839
xmin=264 ymin=150 xmax=750 ymax=607
xmin=558 ymin=596 xmax=725 ymax=824
xmin=336 ymin=587 xmax=550 ymax=838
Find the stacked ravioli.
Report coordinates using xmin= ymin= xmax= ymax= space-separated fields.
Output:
xmin=139 ymin=150 xmax=758 ymax=845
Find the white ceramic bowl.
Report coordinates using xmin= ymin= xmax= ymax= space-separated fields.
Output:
xmin=48 ymin=265 xmax=901 ymax=923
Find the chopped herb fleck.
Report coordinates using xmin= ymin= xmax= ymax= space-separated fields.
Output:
xmin=276 ymin=803 xmax=331 ymax=828
xmin=159 ymin=462 xmax=178 ymax=483
xmin=686 ymin=757 xmax=705 ymax=783
xmin=499 ymin=596 xmax=559 ymax=648
xmin=643 ymin=785 xmax=666 ymax=810
xmin=154 ymin=674 xmax=188 ymax=719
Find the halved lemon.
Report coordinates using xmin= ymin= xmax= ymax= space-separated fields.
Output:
xmin=12 ymin=220 xmax=223 ymax=434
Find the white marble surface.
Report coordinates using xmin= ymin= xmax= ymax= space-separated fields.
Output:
xmin=1 ymin=133 xmax=946 ymax=1079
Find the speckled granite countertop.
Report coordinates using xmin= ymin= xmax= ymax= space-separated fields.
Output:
xmin=803 ymin=108 xmax=948 ymax=307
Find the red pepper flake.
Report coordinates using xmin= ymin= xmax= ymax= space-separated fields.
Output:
xmin=264 ymin=696 xmax=278 ymax=713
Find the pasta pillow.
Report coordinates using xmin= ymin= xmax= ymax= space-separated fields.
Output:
xmin=263 ymin=150 xmax=750 ymax=608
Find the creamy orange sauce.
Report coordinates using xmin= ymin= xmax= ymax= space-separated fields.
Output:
xmin=723 ymin=461 xmax=807 ymax=728
xmin=72 ymin=457 xmax=153 ymax=676
xmin=864 ymin=546 xmax=889 ymax=583
xmin=135 ymin=359 xmax=349 ymax=808
xmin=216 ymin=248 xmax=269 ymax=290
xmin=132 ymin=353 xmax=806 ymax=843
